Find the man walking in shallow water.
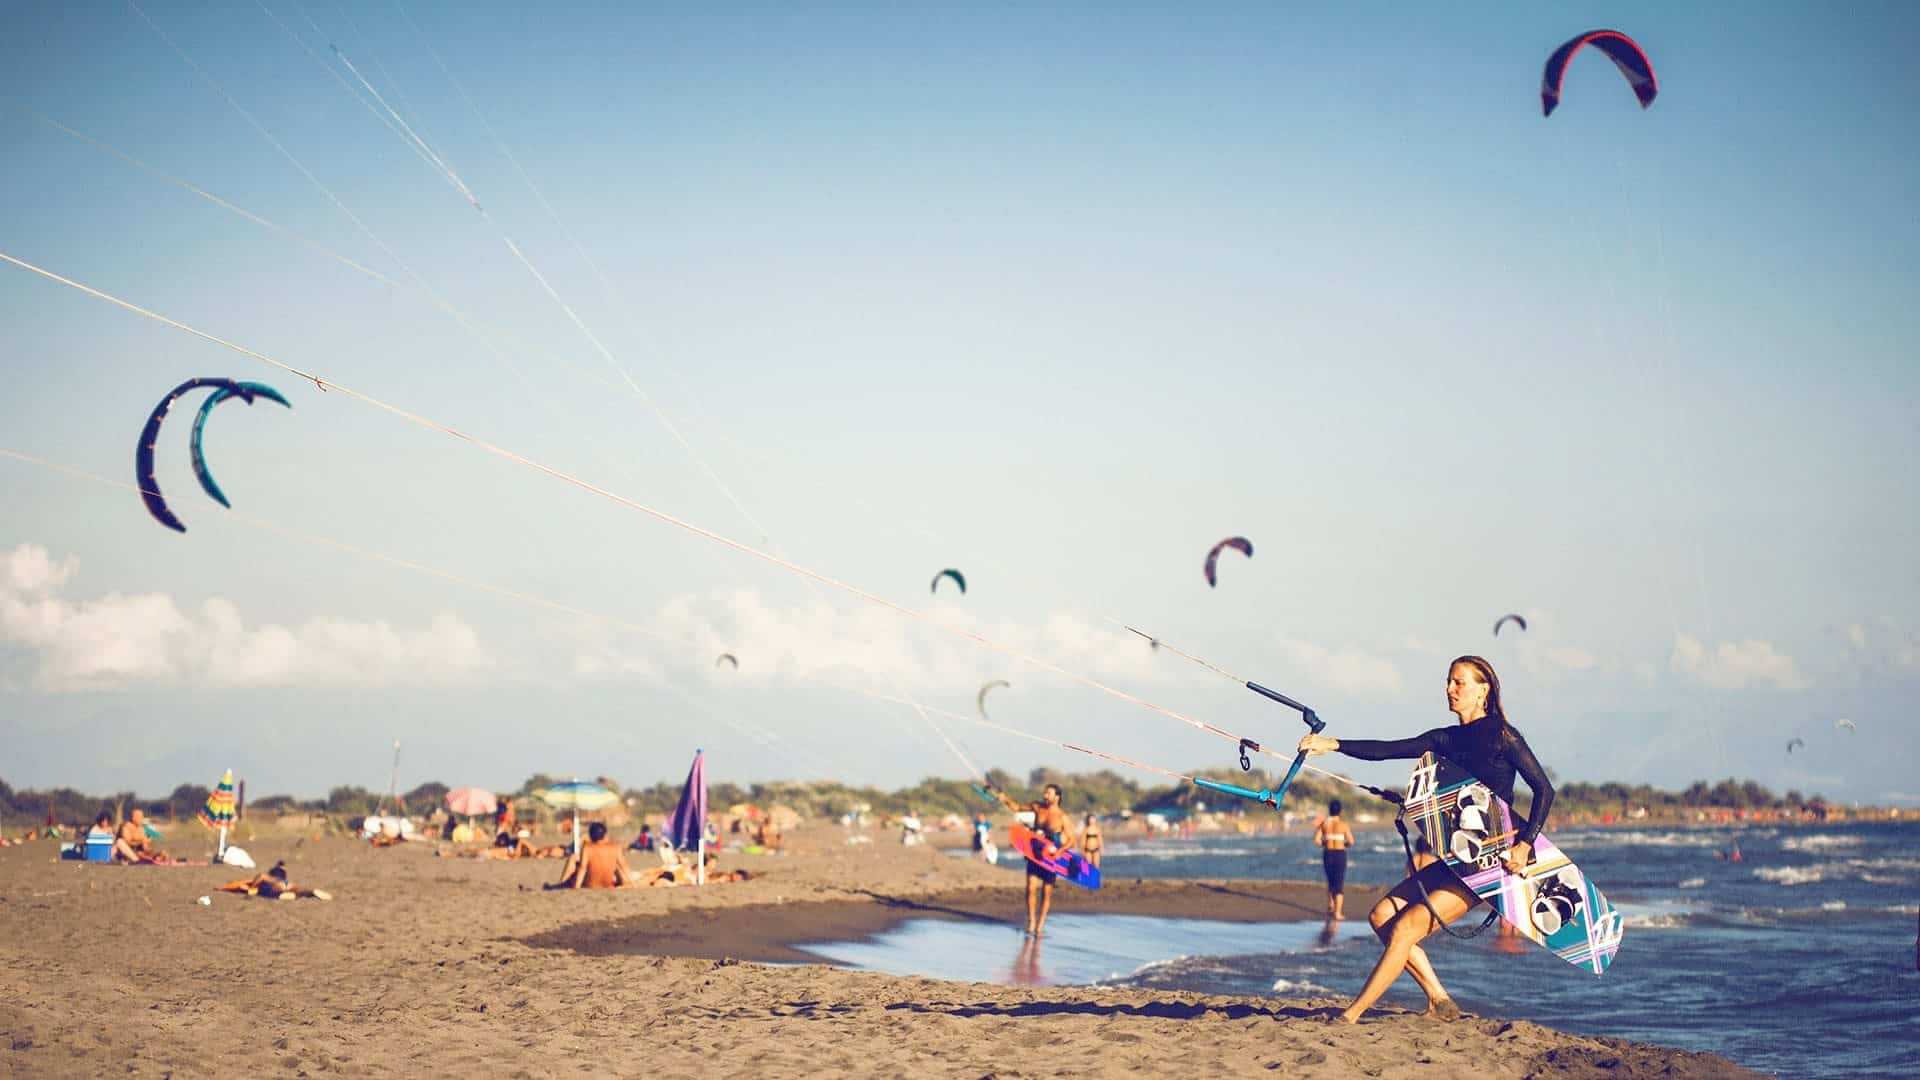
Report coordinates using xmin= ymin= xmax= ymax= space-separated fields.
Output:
xmin=988 ymin=782 xmax=1077 ymax=937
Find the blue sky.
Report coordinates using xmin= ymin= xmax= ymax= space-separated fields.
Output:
xmin=2 ymin=3 xmax=1915 ymax=804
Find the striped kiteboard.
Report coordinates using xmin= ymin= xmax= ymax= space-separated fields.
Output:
xmin=1403 ymin=752 xmax=1622 ymax=974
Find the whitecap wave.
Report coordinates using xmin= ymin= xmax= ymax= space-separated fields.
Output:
xmin=1677 ymin=877 xmax=1707 ymax=889
xmin=1781 ymin=833 xmax=1863 ymax=852
xmin=1755 ymin=865 xmax=1824 ymax=885
xmin=1271 ymin=977 xmax=1337 ymax=995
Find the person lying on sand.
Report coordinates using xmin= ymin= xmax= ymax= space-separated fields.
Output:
xmin=114 ymin=809 xmax=173 ymax=864
xmin=219 ymin=860 xmax=332 ymax=900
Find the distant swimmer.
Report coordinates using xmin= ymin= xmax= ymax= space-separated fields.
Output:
xmin=1314 ymin=799 xmax=1355 ymax=920
xmin=1716 ymin=840 xmax=1743 ymax=863
xmin=1298 ymin=655 xmax=1555 ymax=1024
xmin=987 ymin=782 xmax=1077 ymax=938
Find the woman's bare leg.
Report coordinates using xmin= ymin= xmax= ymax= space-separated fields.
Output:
xmin=1365 ymin=894 xmax=1449 ymax=1010
xmin=1345 ymin=867 xmax=1478 ymax=1023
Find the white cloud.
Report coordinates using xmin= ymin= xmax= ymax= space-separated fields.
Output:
xmin=1839 ymin=616 xmax=1919 ymax=676
xmin=623 ymin=587 xmax=1171 ymax=693
xmin=1271 ymin=637 xmax=1405 ymax=699
xmin=1669 ymin=633 xmax=1809 ymax=691
xmin=1 ymin=543 xmax=492 ymax=691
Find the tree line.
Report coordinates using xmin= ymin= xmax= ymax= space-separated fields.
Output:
xmin=2 ymin=769 xmax=1829 ymax=828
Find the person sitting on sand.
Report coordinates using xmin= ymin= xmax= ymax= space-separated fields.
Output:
xmin=1296 ymin=655 xmax=1555 ymax=1024
xmin=629 ymin=823 xmax=654 ymax=853
xmin=114 ymin=809 xmax=171 ymax=864
xmin=756 ymin=817 xmax=783 ymax=852
xmin=558 ymin=822 xmax=637 ymax=889
xmin=987 ymin=782 xmax=1078 ymax=938
xmin=219 ymin=860 xmax=332 ymax=900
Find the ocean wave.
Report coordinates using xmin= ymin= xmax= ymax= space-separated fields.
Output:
xmin=1754 ymin=857 xmax=1918 ymax=887
xmin=1780 ymin=833 xmax=1863 ymax=852
xmin=1270 ymin=977 xmax=1337 ymax=995
xmin=1552 ymin=830 xmax=1719 ymax=848
xmin=1677 ymin=877 xmax=1707 ymax=889
xmin=1624 ymin=911 xmax=1692 ymax=929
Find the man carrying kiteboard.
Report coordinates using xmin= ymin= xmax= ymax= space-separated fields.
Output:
xmin=986 ymin=782 xmax=1078 ymax=937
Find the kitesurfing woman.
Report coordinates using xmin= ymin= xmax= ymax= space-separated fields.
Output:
xmin=1296 ymin=655 xmax=1554 ymax=1024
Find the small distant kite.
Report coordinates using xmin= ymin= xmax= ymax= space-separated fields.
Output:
xmin=1786 ymin=738 xmax=1805 ymax=754
xmin=977 ymin=680 xmax=1010 ymax=719
xmin=931 ymin=568 xmax=967 ymax=595
xmin=1835 ymin=718 xmax=1856 ymax=733
xmin=1542 ymin=29 xmax=1657 ymax=118
xmin=1203 ymin=537 xmax=1253 ymax=588
xmin=715 ymin=653 xmax=738 ymax=670
xmin=1493 ymin=614 xmax=1529 ymax=637
xmin=136 ymin=377 xmax=290 ymax=532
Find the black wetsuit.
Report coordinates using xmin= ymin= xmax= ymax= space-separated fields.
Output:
xmin=1338 ymin=713 xmax=1555 ymax=845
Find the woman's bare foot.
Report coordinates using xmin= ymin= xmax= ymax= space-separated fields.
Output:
xmin=1335 ymin=1009 xmax=1362 ymax=1024
xmin=1426 ymin=997 xmax=1461 ymax=1021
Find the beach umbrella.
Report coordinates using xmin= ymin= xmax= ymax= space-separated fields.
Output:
xmin=446 ymin=788 xmax=498 ymax=839
xmin=446 ymin=788 xmax=497 ymax=816
xmin=665 ymin=750 xmax=707 ymax=884
xmin=197 ymin=769 xmax=237 ymax=857
xmin=539 ymin=781 xmax=617 ymax=854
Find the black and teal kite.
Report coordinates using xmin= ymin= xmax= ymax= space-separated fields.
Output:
xmin=136 ymin=377 xmax=290 ymax=532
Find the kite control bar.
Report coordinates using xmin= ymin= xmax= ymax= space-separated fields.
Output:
xmin=1191 ymin=682 xmax=1326 ymax=813
xmin=1243 ymin=681 xmax=1325 ymax=810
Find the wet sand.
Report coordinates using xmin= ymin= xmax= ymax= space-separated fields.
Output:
xmin=0 ymin=825 xmax=1761 ymax=1077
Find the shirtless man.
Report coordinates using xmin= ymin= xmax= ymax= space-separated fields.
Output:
xmin=560 ymin=822 xmax=637 ymax=888
xmin=115 ymin=809 xmax=169 ymax=864
xmin=988 ymin=783 xmax=1076 ymax=937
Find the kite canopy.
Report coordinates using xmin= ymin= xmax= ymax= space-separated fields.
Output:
xmin=1786 ymin=738 xmax=1806 ymax=754
xmin=1835 ymin=718 xmax=1856 ymax=732
xmin=715 ymin=653 xmax=739 ymax=670
xmin=136 ymin=377 xmax=289 ymax=532
xmin=1203 ymin=537 xmax=1253 ymax=588
xmin=931 ymin=568 xmax=967 ymax=595
xmin=1542 ymin=29 xmax=1657 ymax=117
xmin=977 ymin=679 xmax=1011 ymax=719
xmin=1493 ymin=614 xmax=1529 ymax=636
xmin=191 ymin=381 xmax=290 ymax=509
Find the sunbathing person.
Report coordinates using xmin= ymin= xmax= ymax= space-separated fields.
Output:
xmin=218 ymin=860 xmax=332 ymax=900
xmin=454 ymin=830 xmax=536 ymax=859
xmin=114 ymin=809 xmax=172 ymax=864
xmin=557 ymin=822 xmax=638 ymax=888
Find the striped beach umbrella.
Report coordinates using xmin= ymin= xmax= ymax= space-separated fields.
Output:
xmin=198 ymin=769 xmax=237 ymax=855
xmin=538 ymin=781 xmax=618 ymax=854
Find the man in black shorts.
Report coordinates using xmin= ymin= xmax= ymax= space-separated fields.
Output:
xmin=988 ymin=782 xmax=1077 ymax=937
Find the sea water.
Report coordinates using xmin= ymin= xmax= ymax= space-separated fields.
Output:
xmin=809 ymin=819 xmax=1920 ymax=1078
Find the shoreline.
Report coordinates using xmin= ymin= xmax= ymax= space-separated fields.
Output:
xmin=0 ymin=831 xmax=1765 ymax=1077
xmin=524 ymin=877 xmax=1380 ymax=964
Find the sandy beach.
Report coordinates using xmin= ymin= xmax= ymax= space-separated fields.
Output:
xmin=0 ymin=824 xmax=1760 ymax=1078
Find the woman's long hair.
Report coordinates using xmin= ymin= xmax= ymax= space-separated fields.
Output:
xmin=1451 ymin=654 xmax=1521 ymax=745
